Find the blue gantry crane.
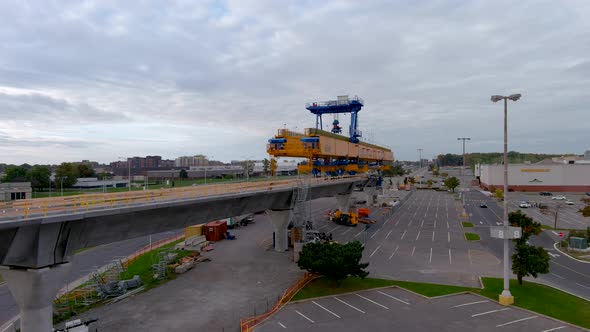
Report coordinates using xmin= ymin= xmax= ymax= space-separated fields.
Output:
xmin=305 ymin=95 xmax=364 ymax=143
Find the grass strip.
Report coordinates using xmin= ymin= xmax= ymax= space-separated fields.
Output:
xmin=462 ymin=222 xmax=474 ymax=228
xmin=464 ymin=232 xmax=480 ymax=241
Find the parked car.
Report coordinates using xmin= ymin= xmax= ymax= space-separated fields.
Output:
xmin=586 ymin=192 xmax=590 ymax=196
xmin=565 ymin=200 xmax=575 ymax=205
xmin=480 ymin=203 xmax=488 ymax=208
xmin=540 ymin=192 xmax=553 ymax=196
xmin=519 ymin=201 xmax=531 ymax=208
xmin=552 ymin=195 xmax=566 ymax=200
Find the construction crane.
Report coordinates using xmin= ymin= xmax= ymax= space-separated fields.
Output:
xmin=267 ymin=95 xmax=393 ymax=176
xmin=306 ymin=95 xmax=363 ymax=143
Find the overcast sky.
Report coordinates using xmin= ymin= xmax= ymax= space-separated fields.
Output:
xmin=1 ymin=0 xmax=589 ymax=165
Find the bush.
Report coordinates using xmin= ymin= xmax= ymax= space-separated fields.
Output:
xmin=298 ymin=241 xmax=369 ymax=283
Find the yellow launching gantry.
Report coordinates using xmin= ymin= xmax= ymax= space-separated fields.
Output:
xmin=267 ymin=95 xmax=394 ymax=176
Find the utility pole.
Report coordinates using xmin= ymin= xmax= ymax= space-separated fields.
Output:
xmin=457 ymin=138 xmax=471 ymax=176
xmin=417 ymin=148 xmax=423 ymax=169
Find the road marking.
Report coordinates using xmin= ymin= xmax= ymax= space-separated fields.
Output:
xmin=416 ymin=231 xmax=421 ymax=241
xmin=446 ymin=221 xmax=450 ymax=229
xmin=354 ymin=230 xmax=363 ymax=238
xmin=467 ymin=249 xmax=473 ymax=265
xmin=356 ymin=294 xmax=389 ymax=309
xmin=370 ymin=245 xmax=382 ymax=258
xmin=385 ymin=230 xmax=392 ymax=240
xmin=448 ymin=232 xmax=450 ymax=243
xmin=576 ymin=282 xmax=590 ymax=290
xmin=389 ymin=245 xmax=399 ymax=260
xmin=551 ymin=231 xmax=559 ymax=236
xmin=548 ymin=252 xmax=560 ymax=258
xmin=394 ymin=220 xmax=400 ymax=226
xmin=377 ymin=290 xmax=410 ymax=305
xmin=451 ymin=300 xmax=488 ymax=308
xmin=420 ymin=219 xmax=425 ymax=228
xmin=496 ymin=315 xmax=538 ymax=327
xmin=278 ymin=322 xmax=287 ymax=329
xmin=342 ymin=227 xmax=353 ymax=235
xmin=312 ymin=301 xmax=341 ymax=318
xmin=328 ymin=225 xmax=339 ymax=233
xmin=449 ymin=248 xmax=452 ymax=265
xmin=550 ymin=273 xmax=565 ymax=280
xmin=401 ymin=230 xmax=407 ymax=240
xmin=334 ymin=297 xmax=365 ymax=314
xmin=552 ymin=261 xmax=590 ymax=278
xmin=370 ymin=229 xmax=380 ymax=239
xmin=433 ymin=219 xmax=437 ymax=228
xmin=432 ymin=231 xmax=435 ymax=242
xmin=429 ymin=247 xmax=433 ymax=263
xmin=540 ymin=326 xmax=566 ymax=332
xmin=295 ymin=310 xmax=315 ymax=323
xmin=496 ymin=222 xmax=503 ymax=226
xmin=411 ymin=246 xmax=416 ymax=256
xmin=471 ymin=308 xmax=510 ymax=317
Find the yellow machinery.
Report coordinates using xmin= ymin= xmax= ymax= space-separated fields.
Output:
xmin=332 ymin=211 xmax=359 ymax=227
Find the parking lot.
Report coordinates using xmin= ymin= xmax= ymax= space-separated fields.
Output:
xmin=313 ymin=190 xmax=502 ymax=287
xmin=255 ymin=287 xmax=580 ymax=331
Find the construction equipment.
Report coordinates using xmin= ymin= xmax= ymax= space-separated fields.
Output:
xmin=267 ymin=95 xmax=393 ymax=176
xmin=332 ymin=211 xmax=359 ymax=227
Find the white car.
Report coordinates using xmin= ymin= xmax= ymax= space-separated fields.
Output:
xmin=565 ymin=200 xmax=575 ymax=205
xmin=552 ymin=195 xmax=566 ymax=200
xmin=519 ymin=201 xmax=531 ymax=208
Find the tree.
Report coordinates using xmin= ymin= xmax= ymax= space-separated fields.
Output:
xmin=179 ymin=169 xmax=188 ymax=179
xmin=55 ymin=163 xmax=79 ymax=189
xmin=26 ymin=165 xmax=51 ymax=191
xmin=494 ymin=189 xmax=504 ymax=201
xmin=426 ymin=179 xmax=433 ymax=188
xmin=432 ymin=168 xmax=440 ymax=176
xmin=270 ymin=158 xmax=277 ymax=176
xmin=509 ymin=210 xmax=549 ymax=285
xmin=262 ymin=158 xmax=270 ymax=176
xmin=297 ymin=241 xmax=369 ymax=284
xmin=444 ymin=176 xmax=460 ymax=192
xmin=2 ymin=166 xmax=28 ymax=182
xmin=77 ymin=164 xmax=96 ymax=178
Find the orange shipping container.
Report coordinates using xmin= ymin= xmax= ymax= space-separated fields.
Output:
xmin=203 ymin=221 xmax=228 ymax=242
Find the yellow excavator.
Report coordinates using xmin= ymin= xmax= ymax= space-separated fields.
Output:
xmin=332 ymin=211 xmax=359 ymax=227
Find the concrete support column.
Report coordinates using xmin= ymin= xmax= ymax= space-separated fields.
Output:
xmin=0 ymin=263 xmax=71 ymax=332
xmin=335 ymin=192 xmax=352 ymax=212
xmin=365 ymin=187 xmax=377 ymax=206
xmin=267 ymin=209 xmax=290 ymax=252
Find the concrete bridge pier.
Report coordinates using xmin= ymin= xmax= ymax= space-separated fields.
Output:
xmin=336 ymin=192 xmax=352 ymax=212
xmin=0 ymin=262 xmax=71 ymax=332
xmin=267 ymin=209 xmax=291 ymax=252
xmin=365 ymin=186 xmax=377 ymax=206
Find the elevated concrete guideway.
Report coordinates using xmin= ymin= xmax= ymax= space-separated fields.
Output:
xmin=0 ymin=176 xmax=367 ymax=332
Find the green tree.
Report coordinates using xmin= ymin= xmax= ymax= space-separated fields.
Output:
xmin=494 ymin=189 xmax=504 ymax=201
xmin=179 ymin=169 xmax=188 ymax=179
xmin=426 ymin=179 xmax=433 ymax=188
xmin=432 ymin=168 xmax=440 ymax=176
xmin=297 ymin=241 xmax=369 ymax=284
xmin=262 ymin=158 xmax=270 ymax=175
xmin=26 ymin=165 xmax=51 ymax=191
xmin=2 ymin=166 xmax=28 ymax=182
xmin=444 ymin=176 xmax=460 ymax=192
xmin=77 ymin=164 xmax=96 ymax=178
xmin=55 ymin=163 xmax=79 ymax=189
xmin=509 ymin=210 xmax=549 ymax=285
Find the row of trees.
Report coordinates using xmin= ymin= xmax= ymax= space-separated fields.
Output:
xmin=437 ymin=152 xmax=572 ymax=167
xmin=1 ymin=163 xmax=97 ymax=191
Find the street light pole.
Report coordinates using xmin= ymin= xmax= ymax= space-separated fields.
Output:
xmin=457 ymin=138 xmax=471 ymax=176
xmin=128 ymin=158 xmax=131 ymax=192
xmin=417 ymin=148 xmax=423 ymax=169
xmin=491 ymin=93 xmax=521 ymax=306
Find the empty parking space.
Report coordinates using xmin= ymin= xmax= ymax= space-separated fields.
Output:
xmin=255 ymin=289 xmax=582 ymax=332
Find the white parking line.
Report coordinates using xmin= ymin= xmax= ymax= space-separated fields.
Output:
xmin=446 ymin=221 xmax=450 ymax=229
xmin=370 ymin=245 xmax=381 ymax=258
xmin=416 ymin=231 xmax=421 ymax=241
xmin=312 ymin=301 xmax=341 ymax=318
xmin=370 ymin=229 xmax=380 ymax=239
xmin=334 ymin=297 xmax=365 ymax=313
xmin=420 ymin=219 xmax=425 ymax=228
xmin=471 ymin=308 xmax=510 ymax=317
xmin=449 ymin=248 xmax=452 ymax=264
xmin=448 ymin=232 xmax=450 ymax=243
xmin=356 ymin=294 xmax=389 ymax=309
xmin=540 ymin=326 xmax=566 ymax=332
xmin=434 ymin=219 xmax=437 ymax=228
xmin=278 ymin=322 xmax=287 ymax=329
xmin=342 ymin=227 xmax=353 ymax=235
xmin=401 ymin=230 xmax=407 ymax=240
xmin=452 ymin=300 xmax=488 ymax=308
xmin=385 ymin=230 xmax=392 ymax=240
xmin=354 ymin=230 xmax=363 ymax=238
xmin=550 ymin=273 xmax=565 ymax=280
xmin=411 ymin=246 xmax=416 ymax=256
xmin=496 ymin=315 xmax=538 ymax=327
xmin=389 ymin=245 xmax=399 ymax=260
xmin=432 ymin=231 xmax=435 ymax=242
xmin=377 ymin=290 xmax=410 ymax=305
xmin=295 ymin=310 xmax=315 ymax=323
xmin=328 ymin=225 xmax=339 ymax=233
xmin=576 ymin=282 xmax=590 ymax=290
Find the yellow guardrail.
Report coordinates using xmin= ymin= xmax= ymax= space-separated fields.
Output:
xmin=0 ymin=176 xmax=363 ymax=220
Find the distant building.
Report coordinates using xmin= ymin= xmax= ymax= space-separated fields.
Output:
xmin=148 ymin=166 xmax=243 ymax=179
xmin=0 ymin=182 xmax=32 ymax=201
xmin=74 ymin=178 xmax=128 ymax=189
xmin=175 ymin=155 xmax=209 ymax=168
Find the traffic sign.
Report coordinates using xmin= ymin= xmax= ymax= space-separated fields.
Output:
xmin=490 ymin=226 xmax=522 ymax=239
xmin=559 ymin=232 xmax=564 ymax=238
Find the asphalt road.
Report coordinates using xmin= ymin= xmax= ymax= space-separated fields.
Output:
xmin=0 ymin=230 xmax=181 ymax=326
xmin=463 ymin=187 xmax=590 ymax=300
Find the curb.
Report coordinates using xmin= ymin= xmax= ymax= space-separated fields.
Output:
xmin=554 ymin=242 xmax=590 ymax=264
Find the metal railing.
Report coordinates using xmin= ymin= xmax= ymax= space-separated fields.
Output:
xmin=0 ymin=175 xmax=364 ymax=221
